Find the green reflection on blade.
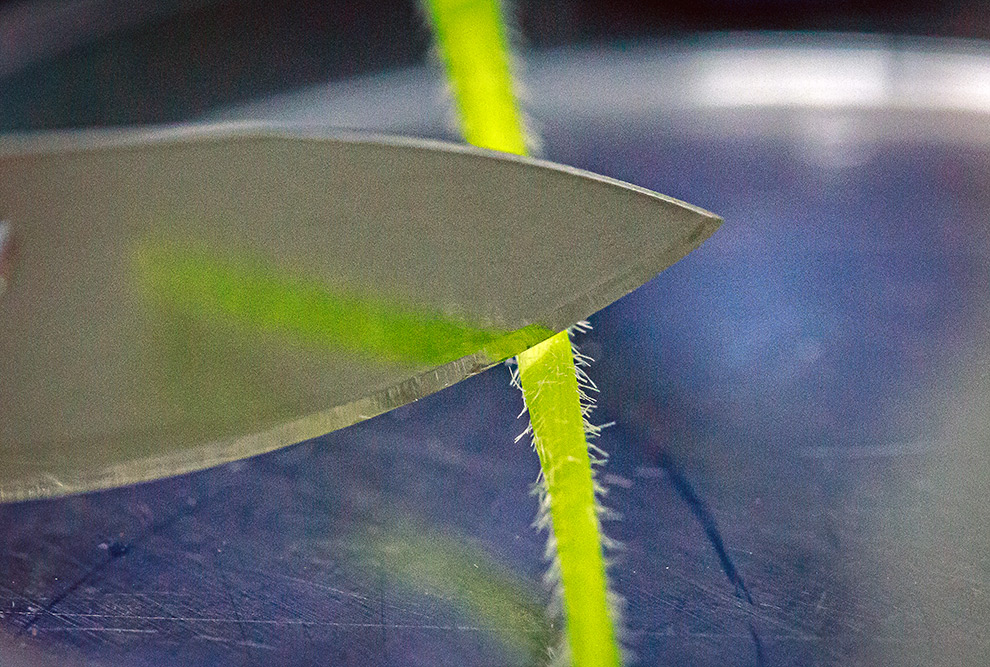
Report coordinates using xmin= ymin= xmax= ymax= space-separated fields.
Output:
xmin=135 ymin=239 xmax=553 ymax=368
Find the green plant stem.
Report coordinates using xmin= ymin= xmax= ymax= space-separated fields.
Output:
xmin=518 ymin=332 xmax=621 ymax=666
xmin=425 ymin=0 xmax=528 ymax=154
xmin=424 ymin=1 xmax=621 ymax=665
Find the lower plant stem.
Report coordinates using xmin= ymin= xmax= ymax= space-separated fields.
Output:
xmin=518 ymin=331 xmax=620 ymax=667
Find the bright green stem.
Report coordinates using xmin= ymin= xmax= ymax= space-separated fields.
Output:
xmin=518 ymin=333 xmax=620 ymax=667
xmin=424 ymin=3 xmax=621 ymax=664
xmin=425 ymin=0 xmax=528 ymax=154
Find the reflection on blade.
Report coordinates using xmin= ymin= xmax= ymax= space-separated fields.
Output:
xmin=132 ymin=239 xmax=552 ymax=445
xmin=135 ymin=239 xmax=553 ymax=367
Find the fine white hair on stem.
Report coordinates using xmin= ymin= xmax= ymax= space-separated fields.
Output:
xmin=508 ymin=325 xmax=627 ymax=664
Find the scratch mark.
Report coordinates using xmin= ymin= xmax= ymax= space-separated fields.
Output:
xmin=44 ymin=627 xmax=158 ymax=634
xmin=236 ymin=639 xmax=275 ymax=651
xmin=379 ymin=569 xmax=388 ymax=663
xmin=201 ymin=563 xmax=326 ymax=650
xmin=232 ymin=567 xmax=369 ymax=602
xmin=16 ymin=485 xmax=215 ymax=634
xmin=214 ymin=549 xmax=259 ymax=667
xmin=4 ymin=610 xmax=516 ymax=631
xmin=654 ymin=447 xmax=765 ymax=667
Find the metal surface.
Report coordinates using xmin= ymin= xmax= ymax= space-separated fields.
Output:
xmin=1 ymin=34 xmax=989 ymax=667
xmin=0 ymin=126 xmax=720 ymax=502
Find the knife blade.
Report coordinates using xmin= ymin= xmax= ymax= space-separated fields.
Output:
xmin=0 ymin=122 xmax=720 ymax=501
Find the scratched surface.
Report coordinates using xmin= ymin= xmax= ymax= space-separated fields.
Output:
xmin=3 ymin=45 xmax=990 ymax=665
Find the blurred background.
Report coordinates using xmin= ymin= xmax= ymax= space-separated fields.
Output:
xmin=2 ymin=1 xmax=989 ymax=666
xmin=3 ymin=0 xmax=990 ymax=131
